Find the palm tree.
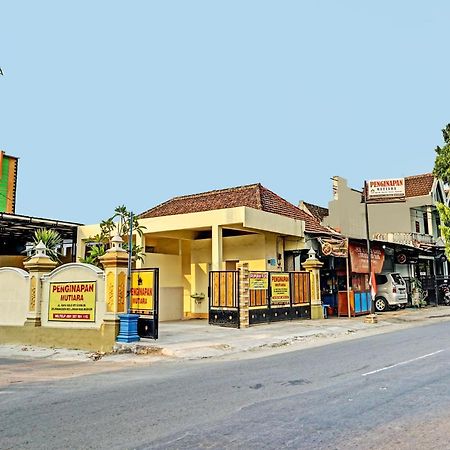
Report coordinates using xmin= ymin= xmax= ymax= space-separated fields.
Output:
xmin=32 ymin=228 xmax=63 ymax=262
xmin=80 ymin=244 xmax=106 ymax=266
xmin=82 ymin=205 xmax=146 ymax=268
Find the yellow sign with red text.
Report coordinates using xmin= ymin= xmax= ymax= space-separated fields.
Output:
xmin=48 ymin=281 xmax=96 ymax=322
xmin=270 ymin=273 xmax=290 ymax=305
xmin=130 ymin=270 xmax=154 ymax=314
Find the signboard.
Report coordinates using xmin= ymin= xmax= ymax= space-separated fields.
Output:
xmin=249 ymin=272 xmax=269 ymax=290
xmin=49 ymin=281 xmax=96 ymax=322
xmin=318 ymin=237 xmax=348 ymax=257
xmin=270 ymin=273 xmax=290 ymax=305
xmin=0 ymin=151 xmax=18 ymax=213
xmin=130 ymin=270 xmax=155 ymax=315
xmin=396 ymin=253 xmax=407 ymax=264
xmin=367 ymin=178 xmax=405 ymax=201
xmin=349 ymin=243 xmax=385 ymax=274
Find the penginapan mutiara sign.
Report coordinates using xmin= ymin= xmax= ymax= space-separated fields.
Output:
xmin=367 ymin=178 xmax=405 ymax=200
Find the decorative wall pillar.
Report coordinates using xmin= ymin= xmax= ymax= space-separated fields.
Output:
xmin=302 ymin=248 xmax=324 ymax=320
xmin=238 ymin=262 xmax=250 ymax=328
xmin=23 ymin=241 xmax=57 ymax=327
xmin=211 ymin=225 xmax=223 ymax=271
xmin=99 ymin=235 xmax=128 ymax=320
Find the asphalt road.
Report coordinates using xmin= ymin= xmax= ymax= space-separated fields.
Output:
xmin=1 ymin=321 xmax=450 ymax=449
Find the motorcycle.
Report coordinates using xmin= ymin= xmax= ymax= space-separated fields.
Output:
xmin=438 ymin=283 xmax=450 ymax=306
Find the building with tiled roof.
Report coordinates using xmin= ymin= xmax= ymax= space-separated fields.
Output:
xmin=79 ymin=183 xmax=335 ymax=323
xmin=323 ymin=175 xmax=448 ymax=299
xmin=405 ymin=173 xmax=435 ymax=198
xmin=140 ymin=183 xmax=335 ymax=235
xmin=360 ymin=173 xmax=437 ymax=203
xmin=324 ymin=174 xmax=447 ymax=242
xmin=298 ymin=201 xmax=329 ymax=223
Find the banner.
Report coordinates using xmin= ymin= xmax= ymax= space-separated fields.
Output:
xmin=270 ymin=273 xmax=290 ymax=305
xmin=130 ymin=270 xmax=155 ymax=314
xmin=49 ymin=281 xmax=96 ymax=322
xmin=349 ymin=243 xmax=384 ymax=274
xmin=318 ymin=237 xmax=348 ymax=257
xmin=249 ymin=272 xmax=269 ymax=290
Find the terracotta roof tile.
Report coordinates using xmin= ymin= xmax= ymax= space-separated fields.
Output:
xmin=363 ymin=173 xmax=436 ymax=201
xmin=139 ymin=184 xmax=336 ymax=235
xmin=405 ymin=173 xmax=435 ymax=198
xmin=301 ymin=201 xmax=329 ymax=222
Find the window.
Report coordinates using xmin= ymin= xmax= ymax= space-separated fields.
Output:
xmin=391 ymin=273 xmax=405 ymax=285
xmin=423 ymin=212 xmax=429 ymax=235
xmin=375 ymin=274 xmax=388 ymax=285
xmin=415 ymin=221 xmax=420 ymax=233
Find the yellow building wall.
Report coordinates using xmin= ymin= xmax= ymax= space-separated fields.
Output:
xmin=143 ymin=253 xmax=184 ymax=321
xmin=77 ymin=207 xmax=306 ymax=321
xmin=145 ymin=237 xmax=180 ymax=255
xmin=181 ymin=241 xmax=192 ymax=317
xmin=189 ymin=233 xmax=279 ymax=316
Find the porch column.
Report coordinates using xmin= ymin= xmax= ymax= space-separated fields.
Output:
xmin=427 ymin=206 xmax=434 ymax=237
xmin=302 ymin=249 xmax=324 ymax=320
xmin=23 ymin=242 xmax=57 ymax=327
xmin=211 ymin=225 xmax=223 ymax=271
xmin=238 ymin=262 xmax=250 ymax=328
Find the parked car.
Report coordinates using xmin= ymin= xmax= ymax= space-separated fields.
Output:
xmin=374 ymin=272 xmax=408 ymax=312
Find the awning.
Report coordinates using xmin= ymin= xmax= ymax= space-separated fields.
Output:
xmin=0 ymin=212 xmax=80 ymax=251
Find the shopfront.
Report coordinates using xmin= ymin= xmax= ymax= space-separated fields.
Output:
xmin=318 ymin=238 xmax=385 ymax=317
xmin=338 ymin=241 xmax=384 ymax=316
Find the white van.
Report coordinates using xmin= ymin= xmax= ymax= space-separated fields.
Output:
xmin=374 ymin=272 xmax=408 ymax=312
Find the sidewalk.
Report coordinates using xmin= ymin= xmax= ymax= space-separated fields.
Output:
xmin=1 ymin=306 xmax=449 ymax=362
xmin=113 ymin=305 xmax=450 ymax=360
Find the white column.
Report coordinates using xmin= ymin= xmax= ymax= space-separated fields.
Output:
xmin=211 ymin=225 xmax=223 ymax=271
xmin=427 ymin=206 xmax=434 ymax=237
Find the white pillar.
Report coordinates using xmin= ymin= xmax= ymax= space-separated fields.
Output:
xmin=211 ymin=225 xmax=223 ymax=271
xmin=427 ymin=206 xmax=434 ymax=237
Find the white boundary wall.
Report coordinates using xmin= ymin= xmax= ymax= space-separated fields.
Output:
xmin=0 ymin=268 xmax=29 ymax=326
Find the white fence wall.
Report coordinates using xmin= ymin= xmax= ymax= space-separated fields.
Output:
xmin=0 ymin=268 xmax=29 ymax=326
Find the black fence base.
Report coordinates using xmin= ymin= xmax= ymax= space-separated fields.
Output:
xmin=249 ymin=305 xmax=311 ymax=325
xmin=138 ymin=317 xmax=158 ymax=339
xmin=209 ymin=309 xmax=239 ymax=328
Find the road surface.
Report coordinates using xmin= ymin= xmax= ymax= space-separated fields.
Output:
xmin=1 ymin=320 xmax=450 ymax=449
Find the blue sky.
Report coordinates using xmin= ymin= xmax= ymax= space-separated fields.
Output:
xmin=1 ymin=1 xmax=449 ymax=224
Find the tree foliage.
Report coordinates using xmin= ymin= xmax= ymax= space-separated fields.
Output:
xmin=32 ymin=228 xmax=63 ymax=262
xmin=433 ymin=124 xmax=450 ymax=257
xmin=80 ymin=205 xmax=146 ymax=268
xmin=433 ymin=124 xmax=450 ymax=184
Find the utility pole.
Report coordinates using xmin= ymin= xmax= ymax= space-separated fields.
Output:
xmin=364 ymin=181 xmax=377 ymax=322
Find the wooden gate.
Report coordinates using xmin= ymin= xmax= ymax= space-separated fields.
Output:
xmin=208 ymin=271 xmax=240 ymax=328
xmin=249 ymin=271 xmax=311 ymax=324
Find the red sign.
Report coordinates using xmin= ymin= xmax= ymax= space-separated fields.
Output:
xmin=349 ymin=243 xmax=384 ymax=274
